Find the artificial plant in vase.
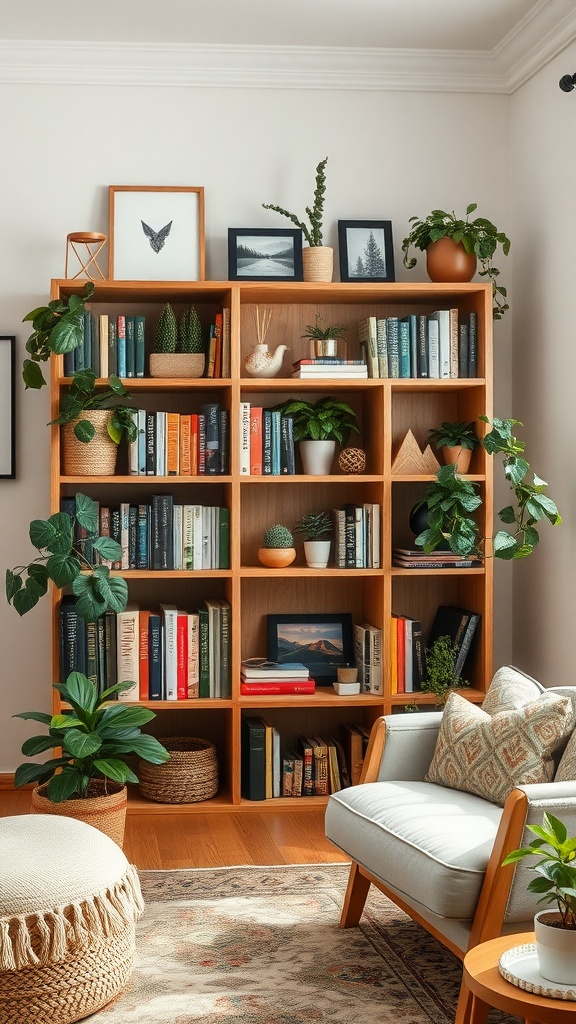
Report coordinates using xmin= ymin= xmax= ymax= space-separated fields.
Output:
xmin=263 ymin=157 xmax=332 ymax=281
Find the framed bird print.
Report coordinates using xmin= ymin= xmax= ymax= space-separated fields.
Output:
xmin=108 ymin=186 xmax=205 ymax=281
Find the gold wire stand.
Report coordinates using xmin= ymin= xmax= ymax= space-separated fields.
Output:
xmin=65 ymin=232 xmax=107 ymax=280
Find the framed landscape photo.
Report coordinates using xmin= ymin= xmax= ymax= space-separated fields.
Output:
xmin=228 ymin=228 xmax=303 ymax=281
xmin=267 ymin=612 xmax=353 ymax=684
xmin=0 ymin=336 xmax=15 ymax=478
xmin=109 ymin=185 xmax=205 ymax=281
xmin=338 ymin=220 xmax=395 ymax=283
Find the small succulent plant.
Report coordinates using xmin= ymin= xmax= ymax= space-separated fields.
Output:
xmin=154 ymin=303 xmax=177 ymax=353
xmin=262 ymin=524 xmax=294 ymax=548
xmin=294 ymin=512 xmax=333 ymax=541
xmin=178 ymin=306 xmax=203 ymax=354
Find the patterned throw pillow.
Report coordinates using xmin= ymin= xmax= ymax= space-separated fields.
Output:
xmin=425 ymin=690 xmax=574 ymax=805
xmin=555 ymin=729 xmax=576 ymax=781
xmin=482 ymin=665 xmax=544 ymax=716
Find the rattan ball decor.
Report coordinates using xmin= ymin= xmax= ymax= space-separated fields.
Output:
xmin=338 ymin=446 xmax=366 ymax=474
xmin=138 ymin=737 xmax=219 ymax=804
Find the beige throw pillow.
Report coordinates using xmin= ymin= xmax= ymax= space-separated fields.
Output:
xmin=482 ymin=665 xmax=544 ymax=716
xmin=426 ymin=690 xmax=574 ymax=805
xmin=555 ymin=728 xmax=576 ymax=781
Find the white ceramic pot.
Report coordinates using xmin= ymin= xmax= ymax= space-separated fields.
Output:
xmin=304 ymin=539 xmax=331 ymax=568
xmin=299 ymin=439 xmax=336 ymax=476
xmin=535 ymin=909 xmax=576 ymax=985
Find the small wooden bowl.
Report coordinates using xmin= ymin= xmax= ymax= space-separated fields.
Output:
xmin=257 ymin=547 xmax=296 ymax=568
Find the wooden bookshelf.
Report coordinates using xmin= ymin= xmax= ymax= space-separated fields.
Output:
xmin=49 ymin=278 xmax=493 ymax=814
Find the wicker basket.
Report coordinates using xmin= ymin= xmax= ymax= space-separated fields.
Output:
xmin=138 ymin=737 xmax=219 ymax=803
xmin=31 ymin=781 xmax=127 ymax=848
xmin=61 ymin=409 xmax=117 ymax=476
xmin=302 ymin=245 xmax=333 ymax=282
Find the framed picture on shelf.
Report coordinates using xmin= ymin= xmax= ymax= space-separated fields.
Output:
xmin=0 ymin=336 xmax=15 ymax=478
xmin=228 ymin=228 xmax=303 ymax=281
xmin=267 ymin=612 xmax=354 ymax=684
xmin=338 ymin=220 xmax=395 ymax=282
xmin=108 ymin=185 xmax=205 ymax=281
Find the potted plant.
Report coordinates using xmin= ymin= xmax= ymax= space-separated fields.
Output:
xmin=149 ymin=303 xmax=205 ymax=378
xmin=257 ymin=524 xmax=296 ymax=568
xmin=427 ymin=419 xmax=479 ymax=473
xmin=401 ymin=204 xmax=511 ymax=320
xmin=21 ymin=282 xmax=95 ymax=390
xmin=263 ymin=157 xmax=333 ymax=281
xmin=6 ymin=492 xmax=128 ymax=619
xmin=412 ymin=416 xmax=561 ymax=560
xmin=278 ymin=396 xmax=360 ymax=475
xmin=13 ymin=670 xmax=170 ymax=846
xmin=301 ymin=311 xmax=347 ymax=359
xmin=294 ymin=511 xmax=333 ymax=568
xmin=53 ymin=368 xmax=137 ymax=475
xmin=420 ymin=635 xmax=467 ymax=705
xmin=502 ymin=812 xmax=576 ymax=984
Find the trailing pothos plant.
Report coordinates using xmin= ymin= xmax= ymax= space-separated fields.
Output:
xmin=6 ymin=493 xmax=128 ymax=619
xmin=22 ymin=282 xmax=95 ymax=390
xmin=413 ymin=416 xmax=562 ymax=560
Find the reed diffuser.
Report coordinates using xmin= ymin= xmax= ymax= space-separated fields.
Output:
xmin=243 ymin=306 xmax=287 ymax=377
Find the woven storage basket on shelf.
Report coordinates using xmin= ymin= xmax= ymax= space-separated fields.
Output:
xmin=138 ymin=737 xmax=219 ymax=803
xmin=61 ymin=409 xmax=117 ymax=476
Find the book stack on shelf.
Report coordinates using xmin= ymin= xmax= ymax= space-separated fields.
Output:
xmin=241 ymin=718 xmax=356 ymax=800
xmin=392 ymin=547 xmax=483 ymax=569
xmin=354 ymin=622 xmax=383 ymax=694
xmin=359 ymin=310 xmax=477 ymax=379
xmin=390 ymin=614 xmax=425 ymax=694
xmin=240 ymin=404 xmax=295 ymax=475
xmin=60 ymin=596 xmax=231 ymax=701
xmin=128 ymin=403 xmax=229 ymax=477
xmin=333 ymin=503 xmax=380 ymax=568
xmin=240 ymin=659 xmax=315 ymax=695
xmin=291 ymin=358 xmax=368 ymax=379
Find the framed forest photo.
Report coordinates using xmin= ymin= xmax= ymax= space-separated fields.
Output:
xmin=338 ymin=220 xmax=395 ymax=282
xmin=0 ymin=336 xmax=15 ymax=478
xmin=228 ymin=228 xmax=303 ymax=281
xmin=109 ymin=185 xmax=205 ymax=281
xmin=267 ymin=612 xmax=353 ymax=684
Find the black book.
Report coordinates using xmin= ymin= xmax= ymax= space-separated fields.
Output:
xmin=342 ymin=503 xmax=356 ymax=569
xmin=241 ymin=716 xmax=267 ymax=800
xmin=146 ymin=412 xmax=156 ymax=476
xmin=411 ymin=620 xmax=426 ymax=691
xmin=468 ymin=312 xmax=478 ymax=377
xmin=96 ymin=614 xmax=106 ymax=694
xmin=219 ymin=408 xmax=229 ymax=474
xmin=85 ymin=620 xmax=98 ymax=688
xmin=148 ymin=613 xmax=163 ymax=700
xmin=104 ymin=610 xmax=118 ymax=692
xmin=108 ymin=319 xmax=118 ymax=377
xmin=458 ymin=322 xmax=469 ymax=378
xmin=417 ymin=314 xmax=429 ymax=378
xmin=151 ymin=494 xmax=174 ymax=571
xmin=59 ymin=595 xmax=79 ymax=680
xmin=427 ymin=604 xmax=480 ymax=677
xmin=91 ymin=313 xmax=100 ymax=378
xmin=280 ymin=415 xmax=295 ymax=474
xmin=202 ymin=402 xmax=220 ymax=475
xmin=454 ymin=613 xmax=481 ymax=677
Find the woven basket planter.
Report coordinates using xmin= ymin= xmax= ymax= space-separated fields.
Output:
xmin=302 ymin=245 xmax=333 ymax=282
xmin=31 ymin=781 xmax=127 ymax=848
xmin=149 ymin=352 xmax=205 ymax=378
xmin=138 ymin=737 xmax=219 ymax=803
xmin=61 ymin=409 xmax=117 ymax=476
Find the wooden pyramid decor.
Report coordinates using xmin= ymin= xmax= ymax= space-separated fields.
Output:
xmin=392 ymin=429 xmax=441 ymax=475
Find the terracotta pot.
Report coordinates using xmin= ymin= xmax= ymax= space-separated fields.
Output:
xmin=302 ymin=246 xmax=333 ymax=283
xmin=61 ymin=409 xmax=118 ymax=476
xmin=257 ymin=547 xmax=296 ymax=568
xmin=31 ymin=780 xmax=128 ymax=848
xmin=426 ymin=237 xmax=477 ymax=283
xmin=442 ymin=445 xmax=473 ymax=473
xmin=149 ymin=352 xmax=205 ymax=378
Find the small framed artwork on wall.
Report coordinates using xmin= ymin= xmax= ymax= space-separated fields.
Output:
xmin=0 ymin=336 xmax=15 ymax=478
xmin=338 ymin=220 xmax=395 ymax=282
xmin=109 ymin=185 xmax=205 ymax=281
xmin=228 ymin=228 xmax=303 ymax=281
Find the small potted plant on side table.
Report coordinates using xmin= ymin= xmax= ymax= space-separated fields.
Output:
xmin=294 ymin=511 xmax=333 ymax=568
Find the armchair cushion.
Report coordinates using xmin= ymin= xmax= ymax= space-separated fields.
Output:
xmin=425 ymin=690 xmax=574 ymax=805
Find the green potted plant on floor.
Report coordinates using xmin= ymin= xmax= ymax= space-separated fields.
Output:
xmin=401 ymin=204 xmax=511 ymax=319
xmin=427 ymin=419 xmax=479 ymax=473
xmin=263 ymin=157 xmax=333 ymax=281
xmin=13 ymin=670 xmax=170 ymax=846
xmin=294 ymin=511 xmax=333 ymax=568
xmin=22 ymin=282 xmax=95 ymax=389
xmin=257 ymin=524 xmax=296 ymax=568
xmin=278 ymin=396 xmax=360 ymax=475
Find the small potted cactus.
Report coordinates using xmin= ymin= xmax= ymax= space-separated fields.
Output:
xmin=258 ymin=524 xmax=296 ymax=568
xmin=150 ymin=303 xmax=205 ymax=378
xmin=294 ymin=511 xmax=333 ymax=568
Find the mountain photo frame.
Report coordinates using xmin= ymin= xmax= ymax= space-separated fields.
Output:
xmin=338 ymin=219 xmax=395 ymax=283
xmin=228 ymin=228 xmax=303 ymax=281
xmin=267 ymin=612 xmax=353 ymax=684
xmin=109 ymin=185 xmax=205 ymax=281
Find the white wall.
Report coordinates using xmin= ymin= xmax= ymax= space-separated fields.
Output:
xmin=0 ymin=78 xmax=513 ymax=771
xmin=510 ymin=43 xmax=576 ymax=684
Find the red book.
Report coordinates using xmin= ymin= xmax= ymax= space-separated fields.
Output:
xmin=396 ymin=616 xmax=406 ymax=694
xmin=138 ymin=609 xmax=151 ymax=701
xmin=240 ymin=680 xmax=316 ymax=694
xmin=190 ymin=414 xmax=199 ymax=476
xmin=250 ymin=406 xmax=263 ymax=475
xmin=176 ymin=612 xmax=188 ymax=700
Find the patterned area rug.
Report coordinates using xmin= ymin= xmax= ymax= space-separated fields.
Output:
xmin=90 ymin=864 xmax=517 ymax=1023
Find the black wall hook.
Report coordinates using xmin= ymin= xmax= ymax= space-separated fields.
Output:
xmin=559 ymin=73 xmax=576 ymax=92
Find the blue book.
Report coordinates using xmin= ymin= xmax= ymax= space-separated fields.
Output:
xmin=386 ymin=317 xmax=400 ymax=378
xmin=398 ymin=318 xmax=411 ymax=378
xmin=271 ymin=410 xmax=282 ymax=475
xmin=125 ymin=316 xmax=135 ymax=378
xmin=136 ymin=503 xmax=149 ymax=569
xmin=117 ymin=315 xmax=127 ymax=378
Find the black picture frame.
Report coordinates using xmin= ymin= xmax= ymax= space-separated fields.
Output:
xmin=267 ymin=612 xmax=354 ymax=684
xmin=338 ymin=220 xmax=395 ymax=283
xmin=228 ymin=228 xmax=303 ymax=281
xmin=0 ymin=336 xmax=15 ymax=479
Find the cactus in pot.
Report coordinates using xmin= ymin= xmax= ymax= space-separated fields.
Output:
xmin=178 ymin=306 xmax=203 ymax=354
xmin=258 ymin=524 xmax=296 ymax=568
xmin=150 ymin=302 xmax=205 ymax=378
xmin=154 ymin=303 xmax=177 ymax=353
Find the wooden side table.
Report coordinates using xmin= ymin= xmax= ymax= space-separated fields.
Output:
xmin=459 ymin=932 xmax=576 ymax=1024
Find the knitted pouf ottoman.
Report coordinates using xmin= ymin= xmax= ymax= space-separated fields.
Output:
xmin=0 ymin=813 xmax=144 ymax=1024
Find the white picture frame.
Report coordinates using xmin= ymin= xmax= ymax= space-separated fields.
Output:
xmin=108 ymin=186 xmax=205 ymax=281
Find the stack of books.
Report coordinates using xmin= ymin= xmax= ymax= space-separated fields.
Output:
xmin=291 ymin=358 xmax=368 ymax=379
xmin=240 ymin=659 xmax=315 ymax=695
xmin=392 ymin=547 xmax=483 ymax=569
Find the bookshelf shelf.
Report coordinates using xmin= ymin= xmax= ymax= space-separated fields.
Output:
xmin=50 ymin=278 xmax=493 ymax=813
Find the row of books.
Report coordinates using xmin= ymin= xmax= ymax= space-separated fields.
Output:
xmin=390 ymin=604 xmax=481 ymax=694
xmin=291 ymin=358 xmax=368 ymax=379
xmin=60 ymin=597 xmax=231 ymax=700
xmin=354 ymin=622 xmax=383 ymax=693
xmin=358 ymin=310 xmax=478 ymax=379
xmin=239 ymin=403 xmax=295 ymax=475
xmin=63 ymin=493 xmax=230 ymax=571
xmin=333 ymin=503 xmax=380 ymax=569
xmin=240 ymin=659 xmax=315 ymax=694
xmin=63 ymin=308 xmax=231 ymax=379
xmin=392 ymin=547 xmax=483 ymax=569
xmin=127 ymin=404 xmax=229 ymax=477
xmin=241 ymin=720 xmax=370 ymax=800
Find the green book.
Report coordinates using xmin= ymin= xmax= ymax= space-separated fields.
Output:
xmin=218 ymin=507 xmax=230 ymax=569
xmin=198 ymin=607 xmax=210 ymax=698
xmin=108 ymin=319 xmax=118 ymax=377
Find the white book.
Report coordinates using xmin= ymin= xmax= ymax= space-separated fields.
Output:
xmin=155 ymin=411 xmax=167 ymax=476
xmin=292 ymin=368 xmax=368 ymax=378
xmin=202 ymin=506 xmax=211 ymax=569
xmin=183 ymin=505 xmax=194 ymax=570
xmin=160 ymin=603 xmax=178 ymax=701
xmin=358 ymin=316 xmax=378 ymax=378
xmin=362 ymin=621 xmax=383 ymax=694
xmin=371 ymin=503 xmax=381 ymax=569
xmin=354 ymin=506 xmax=364 ymax=568
xmin=239 ymin=402 xmax=251 ymax=475
xmin=187 ymin=612 xmax=200 ymax=698
xmin=404 ymin=618 xmax=415 ymax=694
xmin=426 ymin=316 xmax=440 ymax=378
xmin=99 ymin=313 xmax=109 ymax=379
xmin=430 ymin=310 xmax=450 ymax=378
xmin=116 ymin=604 xmax=140 ymax=701
xmin=137 ymin=409 xmax=146 ymax=475
xmin=449 ymin=308 xmax=459 ymax=378
xmin=192 ymin=504 xmax=203 ymax=569
xmin=172 ymin=503 xmax=183 ymax=570
xmin=363 ymin=503 xmax=372 ymax=567
xmin=128 ymin=410 xmax=139 ymax=475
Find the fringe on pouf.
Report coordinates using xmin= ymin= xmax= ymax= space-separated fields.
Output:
xmin=0 ymin=862 xmax=144 ymax=970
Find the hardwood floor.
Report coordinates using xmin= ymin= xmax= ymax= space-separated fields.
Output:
xmin=0 ymin=789 xmax=350 ymax=870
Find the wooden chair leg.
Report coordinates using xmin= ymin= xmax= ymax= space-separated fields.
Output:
xmin=340 ymin=862 xmax=371 ymax=927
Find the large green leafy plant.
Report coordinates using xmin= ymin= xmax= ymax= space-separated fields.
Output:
xmin=502 ymin=812 xmax=576 ymax=929
xmin=263 ymin=157 xmax=328 ymax=247
xmin=278 ymin=396 xmax=359 ymax=444
xmin=22 ymin=282 xmax=95 ymax=390
xmin=6 ymin=493 xmax=128 ymax=619
xmin=414 ymin=416 xmax=561 ymax=559
xmin=13 ymin=671 xmax=170 ymax=802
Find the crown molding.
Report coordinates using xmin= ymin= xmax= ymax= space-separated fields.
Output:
xmin=0 ymin=5 xmax=574 ymax=93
